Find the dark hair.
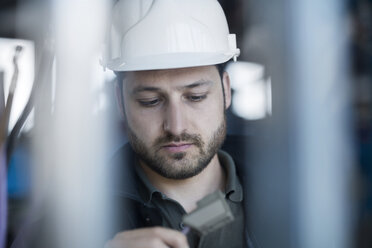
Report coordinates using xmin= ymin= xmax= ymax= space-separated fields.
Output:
xmin=216 ymin=62 xmax=227 ymax=109
xmin=216 ymin=62 xmax=227 ymax=79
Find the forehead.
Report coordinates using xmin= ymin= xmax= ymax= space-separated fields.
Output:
xmin=123 ymin=65 xmax=220 ymax=89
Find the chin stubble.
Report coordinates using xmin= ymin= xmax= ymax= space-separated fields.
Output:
xmin=127 ymin=119 xmax=226 ymax=180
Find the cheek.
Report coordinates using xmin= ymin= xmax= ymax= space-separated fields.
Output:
xmin=191 ymin=99 xmax=224 ymax=134
xmin=125 ymin=103 xmax=162 ymax=139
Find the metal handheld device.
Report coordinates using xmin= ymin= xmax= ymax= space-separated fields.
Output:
xmin=182 ymin=191 xmax=234 ymax=235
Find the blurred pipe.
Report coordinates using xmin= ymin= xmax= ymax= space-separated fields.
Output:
xmin=0 ymin=46 xmax=23 ymax=248
xmin=0 ymin=71 xmax=5 ymax=113
xmin=0 ymin=147 xmax=5 ymax=248
xmin=290 ymin=1 xmax=354 ymax=247
xmin=0 ymin=46 xmax=22 ymax=143
xmin=6 ymin=41 xmax=54 ymax=162
xmin=32 ymin=1 xmax=110 ymax=247
xmin=6 ymin=41 xmax=55 ymax=248
xmin=0 ymin=75 xmax=4 ymax=248
xmin=246 ymin=0 xmax=354 ymax=247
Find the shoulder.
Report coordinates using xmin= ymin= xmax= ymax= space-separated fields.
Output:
xmin=109 ymin=144 xmax=146 ymax=202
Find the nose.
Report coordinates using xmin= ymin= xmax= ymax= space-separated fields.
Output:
xmin=163 ymin=101 xmax=186 ymax=135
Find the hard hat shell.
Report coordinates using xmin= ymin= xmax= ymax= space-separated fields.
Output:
xmin=102 ymin=0 xmax=240 ymax=71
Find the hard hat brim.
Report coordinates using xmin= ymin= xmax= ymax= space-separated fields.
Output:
xmin=106 ymin=52 xmax=237 ymax=72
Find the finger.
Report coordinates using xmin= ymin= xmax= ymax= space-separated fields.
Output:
xmin=106 ymin=238 xmax=170 ymax=248
xmin=108 ymin=227 xmax=189 ymax=248
xmin=149 ymin=227 xmax=189 ymax=248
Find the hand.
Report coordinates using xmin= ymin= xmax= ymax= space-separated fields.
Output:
xmin=104 ymin=227 xmax=189 ymax=248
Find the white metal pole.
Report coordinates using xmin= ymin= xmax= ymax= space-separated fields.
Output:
xmin=246 ymin=0 xmax=355 ymax=247
xmin=33 ymin=1 xmax=110 ymax=247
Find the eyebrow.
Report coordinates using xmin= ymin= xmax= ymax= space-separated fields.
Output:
xmin=132 ymin=86 xmax=161 ymax=94
xmin=131 ymin=80 xmax=214 ymax=94
xmin=178 ymin=80 xmax=214 ymax=90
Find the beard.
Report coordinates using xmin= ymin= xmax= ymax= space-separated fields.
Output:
xmin=126 ymin=118 xmax=227 ymax=180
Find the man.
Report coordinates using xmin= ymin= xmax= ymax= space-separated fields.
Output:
xmin=103 ymin=0 xmax=256 ymax=247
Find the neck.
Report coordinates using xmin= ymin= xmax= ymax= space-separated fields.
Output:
xmin=139 ymin=154 xmax=226 ymax=213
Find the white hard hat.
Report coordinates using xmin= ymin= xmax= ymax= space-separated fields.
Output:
xmin=102 ymin=0 xmax=240 ymax=71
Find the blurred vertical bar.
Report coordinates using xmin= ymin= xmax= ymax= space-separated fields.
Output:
xmin=0 ymin=147 xmax=5 ymax=248
xmin=0 ymin=69 xmax=5 ymax=248
xmin=0 ymin=71 xmax=5 ymax=112
xmin=246 ymin=0 xmax=354 ymax=247
xmin=290 ymin=1 xmax=354 ymax=247
xmin=32 ymin=0 xmax=110 ymax=247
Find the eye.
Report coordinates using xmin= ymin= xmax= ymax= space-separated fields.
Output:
xmin=138 ymin=98 xmax=161 ymax=107
xmin=187 ymin=94 xmax=207 ymax=102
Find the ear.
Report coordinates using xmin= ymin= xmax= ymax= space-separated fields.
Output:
xmin=115 ymin=82 xmax=126 ymax=121
xmin=222 ymin=71 xmax=232 ymax=109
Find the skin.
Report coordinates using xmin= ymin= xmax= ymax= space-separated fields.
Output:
xmin=104 ymin=227 xmax=189 ymax=248
xmin=107 ymin=65 xmax=232 ymax=248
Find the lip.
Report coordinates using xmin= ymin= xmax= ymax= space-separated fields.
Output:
xmin=162 ymin=143 xmax=193 ymax=153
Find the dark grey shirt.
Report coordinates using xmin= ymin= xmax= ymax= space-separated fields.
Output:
xmin=135 ymin=150 xmax=245 ymax=248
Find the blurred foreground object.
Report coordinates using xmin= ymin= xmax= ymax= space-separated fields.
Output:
xmin=0 ymin=45 xmax=23 ymax=248
xmin=182 ymin=191 xmax=234 ymax=235
xmin=28 ymin=0 xmax=111 ymax=247
xmin=245 ymin=0 xmax=355 ymax=247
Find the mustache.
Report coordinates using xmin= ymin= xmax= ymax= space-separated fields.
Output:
xmin=154 ymin=132 xmax=204 ymax=148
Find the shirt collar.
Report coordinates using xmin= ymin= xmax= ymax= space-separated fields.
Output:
xmin=134 ymin=149 xmax=243 ymax=204
xmin=134 ymin=157 xmax=163 ymax=205
xmin=218 ymin=150 xmax=243 ymax=202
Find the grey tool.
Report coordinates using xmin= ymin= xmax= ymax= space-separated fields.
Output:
xmin=182 ymin=190 xmax=234 ymax=235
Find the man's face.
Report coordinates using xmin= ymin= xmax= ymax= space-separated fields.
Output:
xmin=120 ymin=65 xmax=231 ymax=179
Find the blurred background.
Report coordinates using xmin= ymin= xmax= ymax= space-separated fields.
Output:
xmin=0 ymin=0 xmax=371 ymax=247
